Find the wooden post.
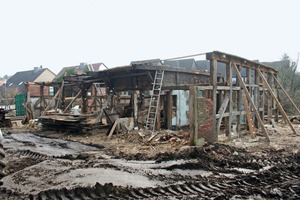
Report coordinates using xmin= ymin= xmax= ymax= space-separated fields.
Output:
xmin=40 ymin=84 xmax=44 ymax=115
xmin=257 ymin=69 xmax=297 ymax=135
xmin=254 ymin=68 xmax=260 ymax=128
xmin=236 ymin=65 xmax=242 ymax=135
xmin=166 ymin=90 xmax=173 ymax=130
xmin=233 ymin=63 xmax=270 ymax=142
xmin=267 ymin=73 xmax=273 ymax=124
xmin=81 ymin=83 xmax=88 ymax=114
xmin=210 ymin=59 xmax=218 ymax=142
xmin=189 ymin=86 xmax=196 ymax=145
xmin=225 ymin=62 xmax=233 ymax=136
xmin=133 ymin=91 xmax=138 ymax=126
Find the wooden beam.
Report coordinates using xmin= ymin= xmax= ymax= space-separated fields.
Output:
xmin=242 ymin=91 xmax=256 ymax=138
xmin=225 ymin=62 xmax=233 ymax=136
xmin=63 ymin=91 xmax=81 ymax=113
xmin=108 ymin=118 xmax=119 ymax=138
xmin=272 ymin=74 xmax=300 ymax=115
xmin=236 ymin=65 xmax=242 ymax=134
xmin=257 ymin=69 xmax=297 ymax=135
xmin=210 ymin=59 xmax=218 ymax=142
xmin=166 ymin=91 xmax=173 ymax=129
xmin=233 ymin=62 xmax=270 ymax=142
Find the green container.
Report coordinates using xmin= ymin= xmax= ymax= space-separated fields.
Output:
xmin=15 ymin=93 xmax=25 ymax=116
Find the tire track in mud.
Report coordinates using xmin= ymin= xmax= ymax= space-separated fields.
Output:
xmin=28 ymin=164 xmax=300 ymax=200
xmin=2 ymin=137 xmax=300 ymax=199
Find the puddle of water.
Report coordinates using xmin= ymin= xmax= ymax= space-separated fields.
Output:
xmin=101 ymin=158 xmax=210 ymax=177
xmin=58 ymin=168 xmax=164 ymax=188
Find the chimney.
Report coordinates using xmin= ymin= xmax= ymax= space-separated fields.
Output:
xmin=34 ymin=67 xmax=40 ymax=73
xmin=79 ymin=63 xmax=86 ymax=69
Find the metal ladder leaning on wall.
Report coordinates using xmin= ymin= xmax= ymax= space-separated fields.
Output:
xmin=145 ymin=70 xmax=164 ymax=134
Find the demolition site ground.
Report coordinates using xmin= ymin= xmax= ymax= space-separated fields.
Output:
xmin=0 ymin=123 xmax=300 ymax=199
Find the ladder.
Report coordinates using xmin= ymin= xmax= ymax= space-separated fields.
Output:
xmin=145 ymin=70 xmax=164 ymax=134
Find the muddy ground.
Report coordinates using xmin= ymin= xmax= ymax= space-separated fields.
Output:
xmin=0 ymin=122 xmax=300 ymax=199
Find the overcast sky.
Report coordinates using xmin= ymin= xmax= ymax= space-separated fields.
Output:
xmin=0 ymin=0 xmax=299 ymax=77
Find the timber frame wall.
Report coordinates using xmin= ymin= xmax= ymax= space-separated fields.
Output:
xmin=190 ymin=51 xmax=298 ymax=145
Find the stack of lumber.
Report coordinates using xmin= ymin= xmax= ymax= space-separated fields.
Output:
xmin=40 ymin=113 xmax=107 ymax=133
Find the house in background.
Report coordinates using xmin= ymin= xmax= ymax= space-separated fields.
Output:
xmin=5 ymin=66 xmax=55 ymax=93
xmin=1 ymin=66 xmax=56 ymax=116
xmin=54 ymin=62 xmax=105 ymax=81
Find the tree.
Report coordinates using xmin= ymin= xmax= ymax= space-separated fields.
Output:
xmin=273 ymin=53 xmax=300 ymax=114
xmin=56 ymin=68 xmax=76 ymax=82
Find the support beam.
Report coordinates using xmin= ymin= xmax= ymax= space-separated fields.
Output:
xmin=242 ymin=91 xmax=255 ymax=138
xmin=233 ymin=63 xmax=270 ymax=142
xmin=236 ymin=65 xmax=242 ymax=134
xmin=225 ymin=62 xmax=233 ymax=136
xmin=257 ymin=69 xmax=297 ymax=135
xmin=166 ymin=91 xmax=173 ymax=130
xmin=209 ymin=59 xmax=218 ymax=142
xmin=267 ymin=74 xmax=273 ymax=124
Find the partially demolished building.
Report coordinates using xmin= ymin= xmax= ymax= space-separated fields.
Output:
xmin=23 ymin=51 xmax=298 ymax=145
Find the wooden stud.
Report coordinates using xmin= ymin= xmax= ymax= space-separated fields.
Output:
xmin=210 ymin=59 xmax=218 ymax=142
xmin=166 ymin=91 xmax=173 ymax=129
xmin=189 ymin=86 xmax=196 ymax=145
xmin=225 ymin=62 xmax=233 ymax=136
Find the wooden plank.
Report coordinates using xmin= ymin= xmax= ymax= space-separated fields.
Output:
xmin=272 ymin=74 xmax=300 ymax=115
xmin=257 ymin=69 xmax=297 ymax=135
xmin=107 ymin=118 xmax=119 ymax=138
xmin=216 ymin=86 xmax=240 ymax=90
xmin=233 ymin=62 xmax=270 ymax=142
xmin=242 ymin=91 xmax=256 ymax=138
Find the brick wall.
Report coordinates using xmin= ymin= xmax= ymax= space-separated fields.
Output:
xmin=197 ymin=97 xmax=214 ymax=143
xmin=28 ymin=85 xmax=50 ymax=97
